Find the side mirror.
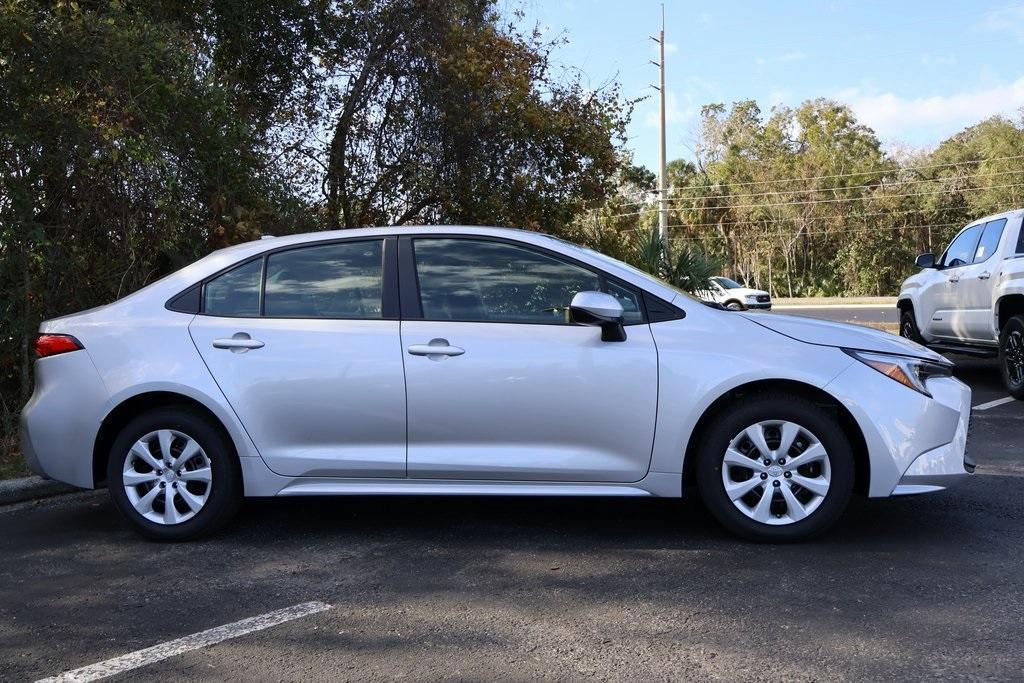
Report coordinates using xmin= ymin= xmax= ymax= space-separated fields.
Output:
xmin=569 ymin=291 xmax=627 ymax=342
xmin=915 ymin=253 xmax=936 ymax=269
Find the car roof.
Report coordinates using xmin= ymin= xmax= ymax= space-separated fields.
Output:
xmin=128 ymin=225 xmax=684 ymax=308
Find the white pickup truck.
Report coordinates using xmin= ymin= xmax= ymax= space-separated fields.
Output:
xmin=898 ymin=208 xmax=1024 ymax=399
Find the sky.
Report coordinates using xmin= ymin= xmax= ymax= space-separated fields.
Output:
xmin=512 ymin=0 xmax=1024 ymax=170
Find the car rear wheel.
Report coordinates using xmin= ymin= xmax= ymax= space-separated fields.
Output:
xmin=999 ymin=315 xmax=1024 ymax=400
xmin=107 ymin=406 xmax=241 ymax=540
xmin=696 ymin=394 xmax=855 ymax=541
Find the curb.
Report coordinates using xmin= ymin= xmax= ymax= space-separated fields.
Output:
xmin=0 ymin=476 xmax=81 ymax=506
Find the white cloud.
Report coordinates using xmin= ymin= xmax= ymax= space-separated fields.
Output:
xmin=836 ymin=78 xmax=1024 ymax=139
xmin=755 ymin=51 xmax=806 ymax=66
xmin=644 ymin=92 xmax=692 ymax=129
xmin=980 ymin=5 xmax=1024 ymax=41
xmin=920 ymin=53 xmax=956 ymax=67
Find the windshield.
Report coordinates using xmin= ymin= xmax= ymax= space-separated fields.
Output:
xmin=712 ymin=277 xmax=743 ymax=289
xmin=547 ymin=236 xmax=702 ymax=302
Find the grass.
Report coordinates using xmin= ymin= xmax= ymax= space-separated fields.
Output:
xmin=0 ymin=416 xmax=30 ymax=480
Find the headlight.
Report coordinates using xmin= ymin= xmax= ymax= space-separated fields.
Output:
xmin=843 ymin=349 xmax=953 ymax=397
xmin=745 ymin=294 xmax=758 ymax=302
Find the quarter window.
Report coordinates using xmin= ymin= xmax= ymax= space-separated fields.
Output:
xmin=413 ymin=238 xmax=602 ymax=324
xmin=1016 ymin=221 xmax=1024 ymax=255
xmin=204 ymin=259 xmax=263 ymax=316
xmin=973 ymin=218 xmax=1007 ymax=263
xmin=940 ymin=224 xmax=984 ymax=268
xmin=264 ymin=241 xmax=384 ymax=318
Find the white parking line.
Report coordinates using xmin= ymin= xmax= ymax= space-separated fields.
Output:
xmin=973 ymin=396 xmax=1017 ymax=411
xmin=36 ymin=600 xmax=331 ymax=683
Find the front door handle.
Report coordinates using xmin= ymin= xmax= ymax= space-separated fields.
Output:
xmin=213 ymin=333 xmax=264 ymax=353
xmin=407 ymin=338 xmax=465 ymax=359
xmin=948 ymin=275 xmax=960 ymax=284
xmin=978 ymin=271 xmax=991 ymax=280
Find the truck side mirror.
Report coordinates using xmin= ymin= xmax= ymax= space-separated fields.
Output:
xmin=915 ymin=253 xmax=936 ymax=269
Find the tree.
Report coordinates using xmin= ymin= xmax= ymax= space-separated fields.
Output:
xmin=319 ymin=0 xmax=631 ymax=234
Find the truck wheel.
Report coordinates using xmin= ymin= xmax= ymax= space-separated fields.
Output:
xmin=725 ymin=300 xmax=744 ymax=311
xmin=999 ymin=315 xmax=1024 ymax=400
xmin=900 ymin=309 xmax=923 ymax=343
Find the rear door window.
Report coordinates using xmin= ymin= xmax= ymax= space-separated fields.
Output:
xmin=264 ymin=241 xmax=384 ymax=318
xmin=973 ymin=218 xmax=1007 ymax=263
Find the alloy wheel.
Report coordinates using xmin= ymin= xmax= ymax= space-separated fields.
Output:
xmin=122 ymin=429 xmax=212 ymax=525
xmin=721 ymin=420 xmax=831 ymax=525
xmin=1006 ymin=330 xmax=1024 ymax=387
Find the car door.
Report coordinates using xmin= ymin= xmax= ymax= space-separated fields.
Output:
xmin=925 ymin=223 xmax=984 ymax=340
xmin=189 ymin=237 xmax=408 ymax=478
xmin=399 ymin=236 xmax=659 ymax=482
xmin=956 ymin=218 xmax=1007 ymax=342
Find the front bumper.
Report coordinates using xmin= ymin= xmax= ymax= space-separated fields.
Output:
xmin=745 ymin=302 xmax=772 ymax=310
xmin=891 ymin=392 xmax=973 ymax=494
xmin=825 ymin=360 xmax=973 ymax=497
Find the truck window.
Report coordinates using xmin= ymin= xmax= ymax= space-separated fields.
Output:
xmin=974 ymin=218 xmax=1007 ymax=263
xmin=1017 ymin=221 xmax=1024 ymax=255
xmin=940 ymin=224 xmax=983 ymax=268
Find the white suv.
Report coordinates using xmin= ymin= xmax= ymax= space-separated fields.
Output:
xmin=898 ymin=208 xmax=1024 ymax=399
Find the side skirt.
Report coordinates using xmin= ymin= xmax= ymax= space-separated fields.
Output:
xmin=239 ymin=458 xmax=682 ymax=498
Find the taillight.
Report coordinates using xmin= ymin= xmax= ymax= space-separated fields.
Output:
xmin=34 ymin=334 xmax=83 ymax=358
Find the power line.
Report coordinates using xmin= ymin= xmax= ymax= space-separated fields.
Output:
xmin=629 ymin=153 xmax=1024 ymax=193
xmin=612 ymin=168 xmax=1024 ymax=207
xmin=613 ymin=206 xmax=985 ymax=230
xmin=603 ymin=181 xmax=1024 ymax=219
xmin=651 ymin=221 xmax=965 ymax=242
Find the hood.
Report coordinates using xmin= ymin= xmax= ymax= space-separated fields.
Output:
xmin=734 ymin=287 xmax=770 ymax=297
xmin=740 ymin=312 xmax=946 ymax=362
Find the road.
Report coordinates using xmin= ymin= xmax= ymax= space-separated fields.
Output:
xmin=772 ymin=304 xmax=898 ymax=324
xmin=1 ymin=335 xmax=1021 ymax=681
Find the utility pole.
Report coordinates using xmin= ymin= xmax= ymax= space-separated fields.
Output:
xmin=650 ymin=5 xmax=668 ymax=240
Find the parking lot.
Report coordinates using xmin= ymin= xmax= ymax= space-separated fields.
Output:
xmin=1 ymin=347 xmax=1022 ymax=680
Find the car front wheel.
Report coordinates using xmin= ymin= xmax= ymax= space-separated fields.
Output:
xmin=725 ymin=300 xmax=744 ymax=311
xmin=999 ymin=315 xmax=1024 ymax=400
xmin=696 ymin=394 xmax=855 ymax=541
xmin=107 ymin=406 xmax=241 ymax=540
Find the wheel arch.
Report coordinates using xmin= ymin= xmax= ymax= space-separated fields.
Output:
xmin=996 ymin=293 xmax=1024 ymax=331
xmin=93 ymin=391 xmax=241 ymax=487
xmin=681 ymin=378 xmax=871 ymax=496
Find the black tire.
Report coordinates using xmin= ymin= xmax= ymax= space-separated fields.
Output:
xmin=899 ymin=308 xmax=924 ymax=344
xmin=999 ymin=314 xmax=1024 ymax=400
xmin=725 ymin=300 xmax=744 ymax=311
xmin=107 ymin=406 xmax=241 ymax=541
xmin=695 ymin=394 xmax=855 ymax=542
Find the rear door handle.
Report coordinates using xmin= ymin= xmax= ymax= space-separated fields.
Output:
xmin=407 ymin=338 xmax=465 ymax=359
xmin=213 ymin=333 xmax=264 ymax=353
xmin=978 ymin=271 xmax=991 ymax=280
xmin=948 ymin=275 xmax=960 ymax=283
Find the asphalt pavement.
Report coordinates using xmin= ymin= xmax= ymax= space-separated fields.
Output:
xmin=772 ymin=304 xmax=898 ymax=324
xmin=1 ymin=327 xmax=1021 ymax=681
